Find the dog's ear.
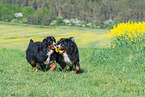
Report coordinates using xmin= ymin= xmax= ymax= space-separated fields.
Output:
xmin=60 ymin=38 xmax=65 ymax=42
xmin=69 ymin=37 xmax=75 ymax=42
xmin=70 ymin=41 xmax=74 ymax=47
xmin=42 ymin=38 xmax=47 ymax=43
xmin=43 ymin=37 xmax=50 ymax=46
xmin=61 ymin=41 xmax=67 ymax=50
xmin=50 ymin=36 xmax=56 ymax=43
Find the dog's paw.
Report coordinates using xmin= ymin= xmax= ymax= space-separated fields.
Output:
xmin=33 ymin=67 xmax=38 ymax=71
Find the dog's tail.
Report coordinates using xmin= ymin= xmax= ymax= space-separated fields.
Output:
xmin=29 ymin=39 xmax=34 ymax=46
xmin=30 ymin=39 xmax=34 ymax=44
xmin=69 ymin=37 xmax=75 ymax=42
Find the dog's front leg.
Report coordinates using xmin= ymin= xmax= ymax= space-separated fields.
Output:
xmin=49 ymin=62 xmax=56 ymax=71
xmin=60 ymin=63 xmax=66 ymax=73
xmin=39 ymin=63 xmax=46 ymax=72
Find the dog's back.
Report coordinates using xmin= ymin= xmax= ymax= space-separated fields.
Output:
xmin=26 ymin=39 xmax=43 ymax=63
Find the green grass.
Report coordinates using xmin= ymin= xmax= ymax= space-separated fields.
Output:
xmin=0 ymin=24 xmax=144 ymax=96
xmin=0 ymin=47 xmax=144 ymax=96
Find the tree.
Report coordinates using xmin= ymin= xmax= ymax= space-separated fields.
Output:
xmin=1 ymin=0 xmax=145 ymax=25
xmin=27 ymin=8 xmax=49 ymax=25
xmin=22 ymin=6 xmax=34 ymax=17
xmin=0 ymin=3 xmax=20 ymax=22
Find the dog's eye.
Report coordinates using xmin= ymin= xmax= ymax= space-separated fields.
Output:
xmin=61 ymin=42 xmax=64 ymax=46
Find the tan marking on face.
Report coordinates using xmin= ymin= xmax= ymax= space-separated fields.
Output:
xmin=58 ymin=46 xmax=64 ymax=50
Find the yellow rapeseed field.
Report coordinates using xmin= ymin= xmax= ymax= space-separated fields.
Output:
xmin=108 ymin=20 xmax=145 ymax=48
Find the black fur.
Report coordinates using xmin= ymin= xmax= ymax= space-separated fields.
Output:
xmin=56 ymin=37 xmax=80 ymax=73
xmin=26 ymin=36 xmax=56 ymax=71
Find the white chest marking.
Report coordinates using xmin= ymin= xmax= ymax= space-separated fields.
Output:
xmin=45 ymin=50 xmax=53 ymax=64
xmin=63 ymin=52 xmax=72 ymax=65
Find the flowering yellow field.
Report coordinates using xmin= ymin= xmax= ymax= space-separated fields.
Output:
xmin=108 ymin=21 xmax=145 ymax=48
xmin=0 ymin=25 xmax=109 ymax=50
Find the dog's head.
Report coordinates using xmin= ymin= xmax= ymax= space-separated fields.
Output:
xmin=42 ymin=36 xmax=56 ymax=49
xmin=56 ymin=37 xmax=75 ymax=53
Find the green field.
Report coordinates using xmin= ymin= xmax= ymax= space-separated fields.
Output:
xmin=0 ymin=24 xmax=144 ymax=96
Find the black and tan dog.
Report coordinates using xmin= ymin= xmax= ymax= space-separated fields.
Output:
xmin=56 ymin=37 xmax=80 ymax=73
xmin=26 ymin=36 xmax=56 ymax=71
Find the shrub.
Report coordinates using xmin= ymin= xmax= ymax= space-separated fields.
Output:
xmin=63 ymin=19 xmax=71 ymax=24
xmin=41 ymin=15 xmax=52 ymax=25
xmin=50 ymin=20 xmax=56 ymax=26
xmin=108 ymin=20 xmax=145 ymax=48
xmin=14 ymin=13 xmax=23 ymax=18
xmin=103 ymin=19 xmax=114 ymax=29
xmin=27 ymin=15 xmax=38 ymax=25
xmin=113 ymin=16 xmax=122 ymax=25
xmin=56 ymin=18 xmax=63 ymax=25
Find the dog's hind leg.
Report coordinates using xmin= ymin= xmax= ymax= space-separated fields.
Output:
xmin=69 ymin=65 xmax=73 ymax=71
xmin=75 ymin=61 xmax=80 ymax=74
xmin=56 ymin=58 xmax=66 ymax=72
xmin=31 ymin=60 xmax=38 ymax=71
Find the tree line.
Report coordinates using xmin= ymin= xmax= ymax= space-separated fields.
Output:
xmin=0 ymin=0 xmax=145 ymax=26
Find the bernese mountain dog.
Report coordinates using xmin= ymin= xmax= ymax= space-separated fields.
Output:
xmin=56 ymin=37 xmax=80 ymax=73
xmin=26 ymin=36 xmax=56 ymax=71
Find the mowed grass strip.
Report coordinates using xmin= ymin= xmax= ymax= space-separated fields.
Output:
xmin=0 ymin=24 xmax=109 ymax=50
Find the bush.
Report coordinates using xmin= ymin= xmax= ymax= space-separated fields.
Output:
xmin=41 ymin=15 xmax=52 ymax=25
xmin=113 ymin=16 xmax=122 ymax=25
xmin=56 ymin=18 xmax=63 ymax=25
xmin=103 ymin=19 xmax=114 ymax=29
xmin=27 ymin=15 xmax=38 ymax=25
xmin=108 ymin=20 xmax=145 ymax=48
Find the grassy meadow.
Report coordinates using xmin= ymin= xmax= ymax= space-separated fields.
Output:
xmin=0 ymin=24 xmax=144 ymax=96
